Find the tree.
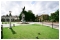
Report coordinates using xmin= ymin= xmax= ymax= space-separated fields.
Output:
xmin=27 ymin=10 xmax=35 ymax=21
xmin=19 ymin=9 xmax=35 ymax=22
xmin=35 ymin=15 xmax=39 ymax=22
xmin=51 ymin=13 xmax=56 ymax=22
xmin=49 ymin=9 xmax=59 ymax=22
xmin=6 ymin=14 xmax=9 ymax=17
xmin=55 ymin=10 xmax=59 ymax=21
xmin=1 ymin=18 xmax=5 ymax=22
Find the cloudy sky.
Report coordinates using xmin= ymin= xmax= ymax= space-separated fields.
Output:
xmin=1 ymin=1 xmax=59 ymax=16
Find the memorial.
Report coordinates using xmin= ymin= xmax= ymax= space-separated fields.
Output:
xmin=21 ymin=6 xmax=28 ymax=24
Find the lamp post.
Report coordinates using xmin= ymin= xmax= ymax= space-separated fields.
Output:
xmin=5 ymin=16 xmax=6 ymax=23
xmin=9 ymin=11 xmax=12 ymax=29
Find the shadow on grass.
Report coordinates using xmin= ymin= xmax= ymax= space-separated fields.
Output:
xmin=38 ymin=33 xmax=41 ymax=35
xmin=10 ymin=28 xmax=16 ymax=34
xmin=36 ymin=36 xmax=39 ymax=39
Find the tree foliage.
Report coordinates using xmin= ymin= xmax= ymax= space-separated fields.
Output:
xmin=49 ymin=9 xmax=59 ymax=22
xmin=19 ymin=10 xmax=35 ymax=22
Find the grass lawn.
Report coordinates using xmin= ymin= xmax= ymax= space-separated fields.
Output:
xmin=3 ymin=24 xmax=59 ymax=39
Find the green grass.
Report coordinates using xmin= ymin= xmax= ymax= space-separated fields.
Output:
xmin=3 ymin=24 xmax=59 ymax=39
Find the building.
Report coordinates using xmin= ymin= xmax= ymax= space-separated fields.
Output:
xmin=36 ymin=14 xmax=49 ymax=22
xmin=1 ymin=15 xmax=20 ymax=22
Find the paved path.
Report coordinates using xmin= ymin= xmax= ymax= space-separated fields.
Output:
xmin=28 ymin=22 xmax=59 ymax=29
xmin=1 ymin=22 xmax=59 ymax=29
xmin=41 ymin=22 xmax=59 ymax=29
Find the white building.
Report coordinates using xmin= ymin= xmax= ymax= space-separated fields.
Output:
xmin=1 ymin=15 xmax=19 ymax=22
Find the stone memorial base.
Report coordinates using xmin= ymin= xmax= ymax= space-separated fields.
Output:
xmin=21 ymin=20 xmax=29 ymax=24
xmin=21 ymin=22 xmax=29 ymax=24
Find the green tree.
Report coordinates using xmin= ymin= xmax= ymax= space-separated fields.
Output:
xmin=27 ymin=10 xmax=35 ymax=21
xmin=51 ymin=13 xmax=56 ymax=22
xmin=19 ymin=10 xmax=35 ymax=22
xmin=49 ymin=9 xmax=59 ymax=22
xmin=55 ymin=10 xmax=59 ymax=21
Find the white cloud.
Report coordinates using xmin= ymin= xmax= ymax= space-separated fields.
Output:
xmin=1 ymin=1 xmax=59 ymax=16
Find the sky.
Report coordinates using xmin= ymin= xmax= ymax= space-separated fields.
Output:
xmin=1 ymin=1 xmax=59 ymax=16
